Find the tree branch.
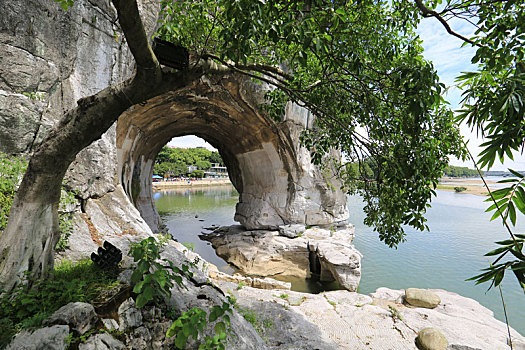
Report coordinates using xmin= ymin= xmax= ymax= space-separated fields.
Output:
xmin=414 ymin=0 xmax=483 ymax=48
xmin=111 ymin=0 xmax=161 ymax=80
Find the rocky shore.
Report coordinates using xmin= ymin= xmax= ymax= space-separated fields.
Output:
xmin=7 ymin=234 xmax=524 ymax=350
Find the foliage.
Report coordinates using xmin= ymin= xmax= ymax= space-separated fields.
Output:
xmin=414 ymin=0 xmax=525 ymax=293
xmin=236 ymin=307 xmax=274 ymax=340
xmin=129 ymin=237 xmax=192 ymax=308
xmin=56 ymin=188 xmax=78 ymax=251
xmin=196 ymin=160 xmax=212 ymax=170
xmin=444 ymin=165 xmax=479 ymax=178
xmin=0 ymin=152 xmax=76 ymax=249
xmin=153 ymin=146 xmax=224 ymax=178
xmin=129 ymin=238 xmax=233 ymax=349
xmin=166 ymin=302 xmax=233 ymax=350
xmin=454 ymin=187 xmax=467 ymax=193
xmin=0 ymin=153 xmax=27 ymax=232
xmin=156 ymin=0 xmax=465 ymax=247
xmin=453 ymin=1 xmax=525 ymax=170
xmin=191 ymin=170 xmax=205 ymax=178
xmin=467 ymin=170 xmax=525 ymax=292
xmin=0 ymin=259 xmax=119 ymax=348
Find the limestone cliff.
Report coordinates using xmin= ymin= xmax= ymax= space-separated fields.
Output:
xmin=0 ymin=0 xmax=349 ymax=242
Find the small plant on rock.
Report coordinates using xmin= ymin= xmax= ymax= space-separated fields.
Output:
xmin=129 ymin=237 xmax=192 ymax=308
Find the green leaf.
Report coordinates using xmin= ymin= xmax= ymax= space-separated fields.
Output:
xmin=508 ymin=201 xmax=517 ymax=226
xmin=175 ymin=332 xmax=188 ymax=349
xmin=485 ymin=246 xmax=510 ymax=256
xmin=215 ymin=321 xmax=226 ymax=334
xmin=508 ymin=169 xmax=524 ymax=178
xmin=136 ymin=293 xmax=149 ymax=308
xmin=131 ymin=269 xmax=143 ymax=283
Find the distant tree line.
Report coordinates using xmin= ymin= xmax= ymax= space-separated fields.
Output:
xmin=443 ymin=165 xmax=480 ymax=178
xmin=344 ymin=162 xmax=480 ymax=181
xmin=153 ymin=146 xmax=224 ymax=178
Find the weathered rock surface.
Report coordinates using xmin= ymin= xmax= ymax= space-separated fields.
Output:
xmin=406 ymin=288 xmax=441 ymax=309
xmin=116 ymin=81 xmax=350 ymax=233
xmin=202 ymin=224 xmax=361 ymax=291
xmin=118 ymin=298 xmax=143 ymax=332
xmin=221 ymin=285 xmax=525 ymax=350
xmin=78 ymin=333 xmax=125 ymax=350
xmin=416 ymin=328 xmax=448 ymax=350
xmin=43 ymin=302 xmax=97 ymax=335
xmin=6 ymin=325 xmax=70 ymax=350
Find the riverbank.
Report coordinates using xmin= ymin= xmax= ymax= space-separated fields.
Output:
xmin=152 ymin=178 xmax=231 ymax=189
xmin=437 ymin=177 xmax=499 ymax=196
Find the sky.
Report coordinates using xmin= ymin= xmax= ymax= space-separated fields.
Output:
xmin=416 ymin=15 xmax=525 ymax=171
xmin=168 ymin=13 xmax=525 ymax=171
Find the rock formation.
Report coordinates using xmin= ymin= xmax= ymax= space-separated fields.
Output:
xmin=202 ymin=224 xmax=362 ymax=291
xmin=0 ymin=0 xmax=349 ymax=240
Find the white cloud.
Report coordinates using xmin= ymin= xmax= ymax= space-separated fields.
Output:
xmin=167 ymin=135 xmax=217 ymax=151
xmin=417 ymin=16 xmax=525 ymax=171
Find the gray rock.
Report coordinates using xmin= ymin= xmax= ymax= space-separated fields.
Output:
xmin=118 ymin=269 xmax=134 ymax=285
xmin=405 ymin=288 xmax=441 ymax=309
xmin=118 ymin=298 xmax=143 ymax=332
xmin=43 ymin=302 xmax=97 ymax=334
xmin=102 ymin=318 xmax=119 ymax=331
xmin=79 ymin=333 xmax=125 ymax=350
xmin=278 ymin=224 xmax=306 ymax=238
xmin=416 ymin=328 xmax=448 ymax=350
xmin=203 ymin=225 xmax=361 ymax=291
xmin=6 ymin=325 xmax=70 ymax=350
xmin=0 ymin=92 xmax=43 ymax=154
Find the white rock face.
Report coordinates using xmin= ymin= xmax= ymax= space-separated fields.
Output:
xmin=223 ymin=285 xmax=525 ymax=350
xmin=202 ymin=224 xmax=361 ymax=291
xmin=6 ymin=325 xmax=70 ymax=350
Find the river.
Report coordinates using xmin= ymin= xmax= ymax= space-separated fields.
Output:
xmin=154 ymin=184 xmax=525 ymax=333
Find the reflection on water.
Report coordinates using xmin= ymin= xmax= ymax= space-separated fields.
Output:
xmin=154 ymin=185 xmax=525 ymax=332
xmin=350 ymin=191 xmax=525 ymax=333
xmin=155 ymin=185 xmax=239 ymax=274
xmin=154 ymin=185 xmax=341 ymax=293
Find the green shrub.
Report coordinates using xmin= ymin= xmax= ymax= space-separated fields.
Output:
xmin=0 ymin=259 xmax=120 ymax=348
xmin=0 ymin=152 xmax=76 ymax=249
xmin=454 ymin=186 xmax=467 ymax=193
xmin=0 ymin=153 xmax=27 ymax=232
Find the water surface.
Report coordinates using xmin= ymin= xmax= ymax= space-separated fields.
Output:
xmin=154 ymin=185 xmax=525 ymax=333
xmin=350 ymin=191 xmax=525 ymax=333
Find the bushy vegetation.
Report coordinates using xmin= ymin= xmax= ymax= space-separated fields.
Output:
xmin=0 ymin=259 xmax=120 ymax=348
xmin=0 ymin=153 xmax=27 ymax=232
xmin=0 ymin=152 xmax=76 ymax=251
xmin=443 ymin=165 xmax=479 ymax=178
xmin=153 ymin=146 xmax=224 ymax=178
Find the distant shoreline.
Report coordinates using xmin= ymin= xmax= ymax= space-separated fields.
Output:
xmin=437 ymin=177 xmax=498 ymax=196
xmin=152 ymin=178 xmax=231 ymax=189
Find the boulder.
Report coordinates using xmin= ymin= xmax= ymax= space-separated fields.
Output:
xmin=79 ymin=333 xmax=125 ymax=350
xmin=118 ymin=298 xmax=143 ymax=332
xmin=202 ymin=224 xmax=361 ymax=291
xmin=43 ymin=302 xmax=97 ymax=334
xmin=102 ymin=319 xmax=119 ymax=331
xmin=416 ymin=328 xmax=448 ymax=350
xmin=221 ymin=285 xmax=525 ymax=350
xmin=278 ymin=224 xmax=306 ymax=238
xmin=6 ymin=325 xmax=70 ymax=350
xmin=405 ymin=288 xmax=441 ymax=309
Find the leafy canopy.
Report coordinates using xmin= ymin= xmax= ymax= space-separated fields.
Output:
xmin=157 ymin=0 xmax=465 ymax=246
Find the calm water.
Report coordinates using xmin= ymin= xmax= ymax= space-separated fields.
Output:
xmin=351 ymin=191 xmax=525 ymax=334
xmin=154 ymin=185 xmax=524 ymax=333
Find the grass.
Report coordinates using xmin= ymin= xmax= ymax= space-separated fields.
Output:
xmin=236 ymin=308 xmax=274 ymax=340
xmin=0 ymin=258 xmax=120 ymax=348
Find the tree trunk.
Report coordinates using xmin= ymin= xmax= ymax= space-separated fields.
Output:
xmin=0 ymin=0 xmax=170 ymax=291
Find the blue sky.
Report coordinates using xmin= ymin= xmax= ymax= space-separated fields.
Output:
xmin=417 ymin=15 xmax=525 ymax=171
xmin=169 ymin=14 xmax=525 ymax=171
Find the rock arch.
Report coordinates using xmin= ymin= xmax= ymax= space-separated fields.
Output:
xmin=116 ymin=73 xmax=349 ymax=232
